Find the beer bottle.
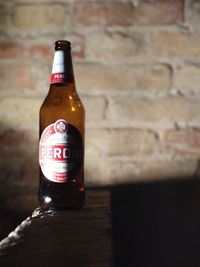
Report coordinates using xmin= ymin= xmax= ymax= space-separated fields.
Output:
xmin=38 ymin=40 xmax=85 ymax=209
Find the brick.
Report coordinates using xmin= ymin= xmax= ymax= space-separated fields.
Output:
xmin=0 ymin=97 xmax=41 ymax=130
xmin=12 ymin=4 xmax=65 ymax=29
xmin=108 ymin=97 xmax=200 ymax=124
xmin=0 ymin=63 xmax=36 ymax=94
xmin=0 ymin=129 xmax=38 ymax=188
xmin=86 ymin=32 xmax=144 ymax=62
xmin=86 ymin=129 xmax=158 ymax=156
xmin=107 ymin=161 xmax=142 ymax=184
xmin=150 ymin=32 xmax=200 ymax=59
xmin=73 ymin=1 xmax=183 ymax=27
xmin=0 ymin=42 xmax=22 ymax=59
xmin=133 ymin=0 xmax=183 ymax=25
xmin=0 ymin=130 xmax=38 ymax=187
xmin=30 ymin=62 xmax=50 ymax=96
xmin=85 ymin=157 xmax=110 ymax=185
xmin=26 ymin=43 xmax=52 ymax=60
xmin=76 ymin=64 xmax=170 ymax=94
xmin=163 ymin=129 xmax=200 ymax=158
xmin=0 ymin=5 xmax=6 ymax=31
xmin=141 ymin=160 xmax=197 ymax=180
xmin=85 ymin=159 xmax=197 ymax=185
xmin=186 ymin=0 xmax=200 ymax=25
xmin=0 ymin=66 xmax=8 ymax=91
xmin=13 ymin=37 xmax=83 ymax=60
xmin=0 ymin=166 xmax=33 ymax=191
xmin=16 ymin=36 xmax=84 ymax=60
xmin=176 ymin=65 xmax=200 ymax=95
xmin=68 ymin=35 xmax=85 ymax=59
xmin=145 ymin=159 xmax=194 ymax=183
xmin=82 ymin=96 xmax=106 ymax=122
xmin=0 ymin=130 xmax=37 ymax=160
xmin=108 ymin=160 xmax=197 ymax=183
xmin=0 ymin=158 xmax=38 ymax=188
xmin=11 ymin=64 xmax=36 ymax=90
xmin=0 ymin=63 xmax=50 ymax=97
xmin=73 ymin=3 xmax=134 ymax=27
xmin=0 ymin=41 xmax=52 ymax=60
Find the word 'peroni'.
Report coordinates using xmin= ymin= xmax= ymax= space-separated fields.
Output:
xmin=41 ymin=146 xmax=70 ymax=160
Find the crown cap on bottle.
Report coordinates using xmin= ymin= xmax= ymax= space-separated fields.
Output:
xmin=55 ymin=40 xmax=71 ymax=51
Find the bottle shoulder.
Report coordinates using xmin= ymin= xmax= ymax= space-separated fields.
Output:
xmin=41 ymin=92 xmax=84 ymax=109
xmin=40 ymin=86 xmax=85 ymax=121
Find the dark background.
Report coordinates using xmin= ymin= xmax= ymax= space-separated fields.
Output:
xmin=111 ymin=179 xmax=200 ymax=267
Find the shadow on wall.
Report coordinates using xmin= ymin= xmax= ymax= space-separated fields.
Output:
xmin=111 ymin=178 xmax=200 ymax=267
xmin=0 ymin=117 xmax=200 ymax=267
xmin=0 ymin=122 xmax=38 ymax=240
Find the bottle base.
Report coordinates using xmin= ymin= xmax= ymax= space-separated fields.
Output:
xmin=38 ymin=185 xmax=85 ymax=210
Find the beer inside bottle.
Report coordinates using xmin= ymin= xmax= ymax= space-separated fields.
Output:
xmin=38 ymin=40 xmax=85 ymax=209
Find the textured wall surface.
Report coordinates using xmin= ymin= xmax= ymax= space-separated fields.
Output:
xmin=0 ymin=0 xmax=200 ymax=210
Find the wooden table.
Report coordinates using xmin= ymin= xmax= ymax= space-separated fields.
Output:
xmin=0 ymin=190 xmax=112 ymax=267
xmin=1 ymin=179 xmax=200 ymax=267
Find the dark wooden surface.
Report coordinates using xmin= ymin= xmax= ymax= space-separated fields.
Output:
xmin=111 ymin=179 xmax=200 ymax=267
xmin=0 ymin=190 xmax=112 ymax=267
xmin=1 ymin=179 xmax=200 ymax=267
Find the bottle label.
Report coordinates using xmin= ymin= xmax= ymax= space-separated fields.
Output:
xmin=39 ymin=119 xmax=83 ymax=183
xmin=51 ymin=73 xmax=68 ymax=83
xmin=50 ymin=50 xmax=73 ymax=84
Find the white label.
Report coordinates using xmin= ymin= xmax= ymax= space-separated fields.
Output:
xmin=52 ymin=51 xmax=65 ymax=74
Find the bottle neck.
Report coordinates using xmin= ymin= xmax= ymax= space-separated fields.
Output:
xmin=51 ymin=49 xmax=74 ymax=84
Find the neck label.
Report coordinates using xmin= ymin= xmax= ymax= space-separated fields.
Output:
xmin=51 ymin=73 xmax=67 ymax=83
xmin=51 ymin=50 xmax=73 ymax=84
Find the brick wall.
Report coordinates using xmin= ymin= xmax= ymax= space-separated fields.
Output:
xmin=0 ymin=0 xmax=199 ymax=210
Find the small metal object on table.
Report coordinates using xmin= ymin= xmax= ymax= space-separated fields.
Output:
xmin=0 ymin=189 xmax=112 ymax=267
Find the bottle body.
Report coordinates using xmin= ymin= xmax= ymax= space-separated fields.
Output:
xmin=38 ymin=41 xmax=85 ymax=209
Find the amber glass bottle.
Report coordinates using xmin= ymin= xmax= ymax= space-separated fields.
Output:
xmin=38 ymin=40 xmax=85 ymax=209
